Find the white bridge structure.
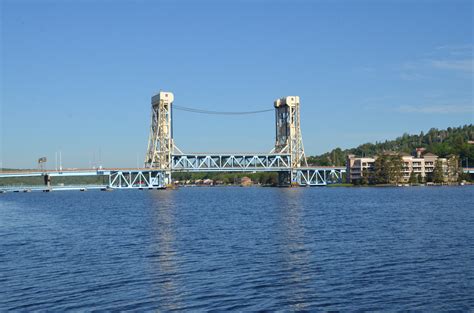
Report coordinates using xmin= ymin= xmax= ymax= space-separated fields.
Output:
xmin=171 ymin=154 xmax=292 ymax=172
xmin=0 ymin=91 xmax=345 ymax=191
xmin=144 ymin=91 xmax=345 ymax=187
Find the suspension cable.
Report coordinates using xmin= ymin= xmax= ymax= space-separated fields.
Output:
xmin=173 ymin=104 xmax=273 ymax=115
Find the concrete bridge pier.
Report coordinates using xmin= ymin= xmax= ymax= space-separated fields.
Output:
xmin=278 ymin=171 xmax=291 ymax=187
xmin=43 ymin=174 xmax=51 ymax=188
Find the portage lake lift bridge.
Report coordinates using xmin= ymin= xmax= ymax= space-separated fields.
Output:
xmin=1 ymin=91 xmax=346 ymax=191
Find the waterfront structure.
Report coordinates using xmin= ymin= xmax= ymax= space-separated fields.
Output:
xmin=400 ymin=152 xmax=432 ymax=182
xmin=401 ymin=153 xmax=458 ymax=183
xmin=346 ymin=155 xmax=375 ymax=183
xmin=346 ymin=151 xmax=459 ymax=184
xmin=240 ymin=176 xmax=252 ymax=186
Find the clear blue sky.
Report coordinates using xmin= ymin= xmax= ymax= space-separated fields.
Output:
xmin=1 ymin=0 xmax=473 ymax=168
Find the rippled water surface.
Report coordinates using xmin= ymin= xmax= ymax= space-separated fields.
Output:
xmin=1 ymin=186 xmax=473 ymax=311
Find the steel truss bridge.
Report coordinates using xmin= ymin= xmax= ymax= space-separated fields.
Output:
xmin=172 ymin=154 xmax=291 ymax=172
xmin=0 ymin=91 xmax=346 ymax=191
xmin=0 ymin=169 xmax=166 ymax=191
xmin=142 ymin=92 xmax=345 ymax=188
xmin=0 ymin=163 xmax=345 ymax=191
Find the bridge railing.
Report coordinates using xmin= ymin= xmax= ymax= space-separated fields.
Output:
xmin=171 ymin=153 xmax=292 ymax=172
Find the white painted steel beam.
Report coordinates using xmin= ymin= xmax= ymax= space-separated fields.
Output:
xmin=171 ymin=154 xmax=293 ymax=172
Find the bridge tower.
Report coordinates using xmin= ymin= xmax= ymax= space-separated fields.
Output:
xmin=272 ymin=96 xmax=308 ymax=184
xmin=144 ymin=91 xmax=175 ymax=183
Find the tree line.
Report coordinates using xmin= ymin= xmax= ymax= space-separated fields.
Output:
xmin=172 ymin=172 xmax=279 ymax=185
xmin=307 ymin=124 xmax=474 ymax=167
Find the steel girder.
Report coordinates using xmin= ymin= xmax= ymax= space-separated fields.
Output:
xmin=171 ymin=154 xmax=292 ymax=172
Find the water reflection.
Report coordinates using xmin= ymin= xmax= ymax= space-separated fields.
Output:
xmin=1 ymin=187 xmax=472 ymax=311
xmin=275 ymin=188 xmax=312 ymax=309
xmin=148 ymin=190 xmax=183 ymax=311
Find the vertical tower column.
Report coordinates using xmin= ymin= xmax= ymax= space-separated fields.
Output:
xmin=273 ymin=96 xmax=307 ymax=184
xmin=145 ymin=91 xmax=174 ymax=184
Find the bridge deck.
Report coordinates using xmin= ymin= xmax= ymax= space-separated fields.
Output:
xmin=0 ymin=153 xmax=348 ymax=188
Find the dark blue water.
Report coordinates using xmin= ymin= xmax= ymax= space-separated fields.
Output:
xmin=1 ymin=186 xmax=473 ymax=311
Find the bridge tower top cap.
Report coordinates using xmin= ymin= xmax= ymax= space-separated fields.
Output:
xmin=152 ymin=91 xmax=174 ymax=105
xmin=274 ymin=96 xmax=300 ymax=108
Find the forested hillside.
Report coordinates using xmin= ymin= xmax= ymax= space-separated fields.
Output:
xmin=307 ymin=124 xmax=474 ymax=166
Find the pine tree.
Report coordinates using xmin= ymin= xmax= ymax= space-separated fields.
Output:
xmin=374 ymin=154 xmax=403 ymax=184
xmin=432 ymin=160 xmax=445 ymax=183
xmin=447 ymin=156 xmax=459 ymax=183
xmin=388 ymin=155 xmax=403 ymax=184
xmin=409 ymin=171 xmax=418 ymax=184
xmin=374 ymin=156 xmax=388 ymax=184
xmin=361 ymin=168 xmax=369 ymax=185
xmin=417 ymin=173 xmax=423 ymax=183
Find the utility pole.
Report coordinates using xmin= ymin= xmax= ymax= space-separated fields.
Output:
xmin=59 ymin=150 xmax=62 ymax=171
xmin=99 ymin=148 xmax=102 ymax=169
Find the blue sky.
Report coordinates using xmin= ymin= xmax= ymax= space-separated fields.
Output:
xmin=1 ymin=0 xmax=473 ymax=168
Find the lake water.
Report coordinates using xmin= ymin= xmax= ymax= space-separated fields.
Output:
xmin=1 ymin=186 xmax=473 ymax=311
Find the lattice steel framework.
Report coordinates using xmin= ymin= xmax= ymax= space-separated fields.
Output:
xmin=144 ymin=91 xmax=176 ymax=183
xmin=295 ymin=168 xmax=344 ymax=186
xmin=270 ymin=96 xmax=308 ymax=184
xmin=271 ymin=96 xmax=307 ymax=168
xmin=138 ymin=91 xmax=347 ymax=187
xmin=109 ymin=170 xmax=165 ymax=189
xmin=172 ymin=154 xmax=291 ymax=172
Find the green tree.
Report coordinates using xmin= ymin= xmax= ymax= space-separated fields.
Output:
xmin=306 ymin=124 xmax=474 ymax=167
xmin=374 ymin=155 xmax=389 ymax=184
xmin=417 ymin=173 xmax=423 ymax=183
xmin=408 ymin=171 xmax=418 ymax=184
xmin=360 ymin=168 xmax=369 ymax=185
xmin=387 ymin=155 xmax=403 ymax=184
xmin=447 ymin=155 xmax=459 ymax=183
xmin=374 ymin=154 xmax=403 ymax=184
xmin=432 ymin=160 xmax=445 ymax=183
